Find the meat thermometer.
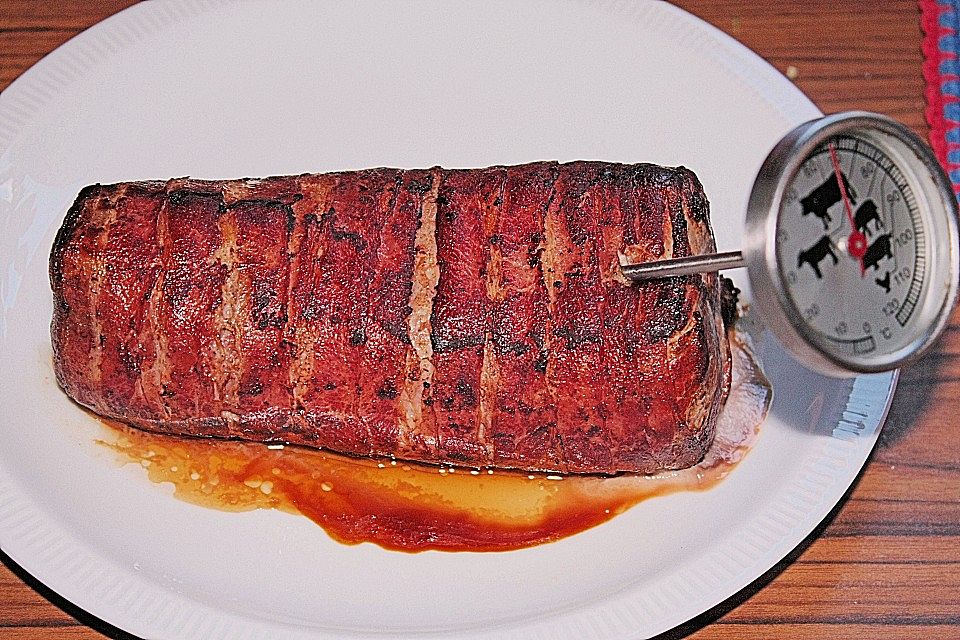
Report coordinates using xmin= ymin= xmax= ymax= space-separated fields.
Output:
xmin=622 ymin=112 xmax=960 ymax=377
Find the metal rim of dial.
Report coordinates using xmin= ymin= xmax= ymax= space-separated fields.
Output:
xmin=743 ymin=111 xmax=960 ymax=377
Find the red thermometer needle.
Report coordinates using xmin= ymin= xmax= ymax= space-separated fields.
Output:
xmin=829 ymin=143 xmax=867 ymax=275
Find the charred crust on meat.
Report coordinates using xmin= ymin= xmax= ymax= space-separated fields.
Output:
xmin=405 ymin=175 xmax=433 ymax=195
xmin=240 ymin=380 xmax=264 ymax=396
xmin=376 ymin=380 xmax=398 ymax=399
xmin=619 ymin=177 xmax=640 ymax=245
xmin=349 ymin=327 xmax=367 ymax=345
xmin=430 ymin=332 xmax=485 ymax=353
xmin=440 ymin=380 xmax=478 ymax=410
xmin=225 ymin=198 xmax=294 ymax=222
xmin=558 ymin=166 xmax=602 ymax=246
xmin=677 ymin=167 xmax=710 ymax=223
xmin=642 ymin=281 xmax=690 ymax=341
xmin=167 ymin=189 xmax=215 ymax=206
xmin=256 ymin=312 xmax=286 ymax=331
xmin=492 ymin=332 xmax=531 ymax=356
xmin=719 ymin=276 xmax=740 ymax=328
xmin=330 ymin=225 xmax=367 ymax=251
xmin=533 ymin=352 xmax=548 ymax=373
xmin=301 ymin=304 xmax=320 ymax=321
xmin=279 ymin=338 xmax=298 ymax=356
xmin=250 ymin=283 xmax=286 ymax=330
xmin=285 ymin=206 xmax=296 ymax=234
xmin=597 ymin=165 xmax=617 ymax=182
xmin=671 ymin=199 xmax=691 ymax=256
xmin=122 ymin=182 xmax=166 ymax=199
xmin=526 ymin=232 xmax=544 ymax=268
xmin=381 ymin=318 xmax=411 ymax=344
xmin=515 ymin=400 xmax=535 ymax=416
xmin=50 ymin=184 xmax=105 ymax=291
xmin=553 ymin=323 xmax=601 ymax=350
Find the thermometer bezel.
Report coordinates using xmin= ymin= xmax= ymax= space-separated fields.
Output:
xmin=743 ymin=111 xmax=960 ymax=377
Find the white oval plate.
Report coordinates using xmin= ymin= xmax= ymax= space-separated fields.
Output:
xmin=0 ymin=1 xmax=896 ymax=638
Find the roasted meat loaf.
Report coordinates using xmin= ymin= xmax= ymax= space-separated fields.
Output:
xmin=50 ymin=161 xmax=731 ymax=474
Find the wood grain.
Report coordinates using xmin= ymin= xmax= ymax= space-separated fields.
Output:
xmin=0 ymin=1 xmax=956 ymax=639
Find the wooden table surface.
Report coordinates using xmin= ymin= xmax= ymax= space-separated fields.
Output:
xmin=1 ymin=1 xmax=957 ymax=638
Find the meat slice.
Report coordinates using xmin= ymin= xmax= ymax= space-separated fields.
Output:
xmin=543 ymin=162 xmax=615 ymax=472
xmin=50 ymin=162 xmax=731 ymax=475
xmin=223 ymin=184 xmax=298 ymax=433
xmin=356 ymin=170 xmax=428 ymax=456
xmin=487 ymin=162 xmax=561 ymax=470
xmin=430 ymin=168 xmax=505 ymax=463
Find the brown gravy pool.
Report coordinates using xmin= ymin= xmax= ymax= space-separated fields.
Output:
xmin=98 ymin=334 xmax=770 ymax=552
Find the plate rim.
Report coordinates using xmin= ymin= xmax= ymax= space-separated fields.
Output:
xmin=0 ymin=1 xmax=897 ymax=638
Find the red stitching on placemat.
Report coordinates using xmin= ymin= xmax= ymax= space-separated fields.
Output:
xmin=921 ymin=0 xmax=960 ymax=193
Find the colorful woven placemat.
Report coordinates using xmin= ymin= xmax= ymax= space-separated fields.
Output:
xmin=922 ymin=0 xmax=960 ymax=195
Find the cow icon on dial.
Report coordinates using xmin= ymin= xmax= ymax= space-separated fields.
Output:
xmin=854 ymin=200 xmax=884 ymax=237
xmin=800 ymin=171 xmax=857 ymax=230
xmin=797 ymin=235 xmax=838 ymax=279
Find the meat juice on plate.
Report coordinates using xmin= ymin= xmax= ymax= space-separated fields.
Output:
xmin=99 ymin=332 xmax=770 ymax=552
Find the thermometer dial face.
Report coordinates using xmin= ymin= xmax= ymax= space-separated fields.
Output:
xmin=776 ymin=136 xmax=922 ymax=362
xmin=745 ymin=112 xmax=960 ymax=376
